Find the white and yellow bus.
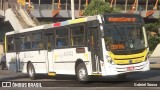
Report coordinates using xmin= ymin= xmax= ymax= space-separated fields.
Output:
xmin=5 ymin=13 xmax=149 ymax=81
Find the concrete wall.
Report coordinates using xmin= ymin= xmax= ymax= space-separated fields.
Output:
xmin=151 ymin=44 xmax=160 ymax=58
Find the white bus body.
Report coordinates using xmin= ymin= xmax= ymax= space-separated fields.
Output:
xmin=5 ymin=14 xmax=150 ymax=81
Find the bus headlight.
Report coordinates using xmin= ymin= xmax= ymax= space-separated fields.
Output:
xmin=106 ymin=56 xmax=115 ymax=65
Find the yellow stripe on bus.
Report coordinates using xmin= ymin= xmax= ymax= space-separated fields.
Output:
xmin=84 ymin=53 xmax=89 ymax=61
xmin=54 ymin=53 xmax=58 ymax=61
xmin=108 ymin=49 xmax=148 ymax=65
xmin=4 ymin=35 xmax=7 ymax=53
xmin=68 ymin=18 xmax=86 ymax=24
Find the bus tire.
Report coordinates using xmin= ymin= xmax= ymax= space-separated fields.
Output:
xmin=76 ymin=63 xmax=89 ymax=82
xmin=27 ymin=63 xmax=36 ymax=80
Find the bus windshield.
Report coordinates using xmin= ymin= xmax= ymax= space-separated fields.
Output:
xmin=104 ymin=24 xmax=146 ymax=53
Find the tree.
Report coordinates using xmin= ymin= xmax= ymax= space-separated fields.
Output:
xmin=145 ymin=19 xmax=160 ymax=51
xmin=83 ymin=0 xmax=120 ymax=16
xmin=145 ymin=23 xmax=159 ymax=34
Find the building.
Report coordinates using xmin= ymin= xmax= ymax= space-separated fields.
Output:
xmin=0 ymin=0 xmax=160 ymax=19
xmin=23 ymin=0 xmax=160 ymax=18
xmin=4 ymin=0 xmax=160 ymax=18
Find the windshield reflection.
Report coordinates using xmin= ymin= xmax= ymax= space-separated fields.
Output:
xmin=104 ymin=24 xmax=146 ymax=51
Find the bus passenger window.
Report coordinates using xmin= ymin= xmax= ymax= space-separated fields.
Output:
xmin=55 ymin=28 xmax=69 ymax=48
xmin=20 ymin=35 xmax=31 ymax=50
xmin=47 ymin=42 xmax=51 ymax=50
xmin=7 ymin=37 xmax=14 ymax=52
xmin=57 ymin=40 xmax=63 ymax=47
xmin=56 ymin=38 xmax=68 ymax=47
xmin=31 ymin=33 xmax=43 ymax=49
xmin=70 ymin=25 xmax=85 ymax=46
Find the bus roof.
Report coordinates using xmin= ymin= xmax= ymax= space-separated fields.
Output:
xmin=6 ymin=13 xmax=143 ymax=36
xmin=6 ymin=15 xmax=99 ymax=35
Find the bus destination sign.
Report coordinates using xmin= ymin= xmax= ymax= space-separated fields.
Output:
xmin=104 ymin=14 xmax=143 ymax=24
xmin=108 ymin=17 xmax=136 ymax=22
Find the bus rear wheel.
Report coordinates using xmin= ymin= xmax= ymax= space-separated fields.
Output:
xmin=27 ymin=63 xmax=36 ymax=80
xmin=76 ymin=63 xmax=89 ymax=82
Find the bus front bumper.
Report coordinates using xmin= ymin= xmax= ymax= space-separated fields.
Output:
xmin=103 ymin=60 xmax=150 ymax=76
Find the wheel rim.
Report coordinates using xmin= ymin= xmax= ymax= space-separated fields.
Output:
xmin=78 ymin=68 xmax=86 ymax=80
xmin=29 ymin=66 xmax=34 ymax=77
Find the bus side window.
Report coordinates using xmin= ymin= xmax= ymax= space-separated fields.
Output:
xmin=70 ymin=25 xmax=85 ymax=46
xmin=20 ymin=34 xmax=31 ymax=50
xmin=89 ymin=29 xmax=95 ymax=47
xmin=7 ymin=37 xmax=14 ymax=52
xmin=55 ymin=28 xmax=69 ymax=48
xmin=47 ymin=40 xmax=51 ymax=51
xmin=57 ymin=39 xmax=63 ymax=47
xmin=90 ymin=36 xmax=94 ymax=46
xmin=31 ymin=32 xmax=43 ymax=49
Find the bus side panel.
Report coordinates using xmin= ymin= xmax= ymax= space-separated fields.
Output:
xmin=53 ymin=48 xmax=77 ymax=75
xmin=6 ymin=52 xmax=17 ymax=72
xmin=53 ymin=47 xmax=91 ymax=75
xmin=20 ymin=50 xmax=48 ymax=74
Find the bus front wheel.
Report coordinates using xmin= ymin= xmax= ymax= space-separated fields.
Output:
xmin=76 ymin=63 xmax=89 ymax=82
xmin=27 ymin=63 xmax=36 ymax=80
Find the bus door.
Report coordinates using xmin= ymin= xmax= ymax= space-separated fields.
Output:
xmin=45 ymin=33 xmax=54 ymax=72
xmin=89 ymin=27 xmax=102 ymax=74
xmin=14 ymin=36 xmax=21 ymax=72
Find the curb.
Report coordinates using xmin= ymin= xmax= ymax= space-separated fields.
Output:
xmin=150 ymin=64 xmax=160 ymax=69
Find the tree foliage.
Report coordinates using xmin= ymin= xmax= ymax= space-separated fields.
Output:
xmin=145 ymin=21 xmax=160 ymax=51
xmin=83 ymin=0 xmax=120 ymax=16
xmin=148 ymin=37 xmax=160 ymax=51
xmin=145 ymin=22 xmax=159 ymax=33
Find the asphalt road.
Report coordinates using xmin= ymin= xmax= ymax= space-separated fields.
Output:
xmin=0 ymin=57 xmax=159 ymax=90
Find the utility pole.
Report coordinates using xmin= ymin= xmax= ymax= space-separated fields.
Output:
xmin=146 ymin=0 xmax=148 ymax=12
xmin=39 ymin=0 xmax=41 ymax=10
xmin=136 ymin=0 xmax=139 ymax=11
xmin=0 ymin=0 xmax=2 ymax=10
xmin=125 ymin=0 xmax=128 ymax=12
xmin=71 ymin=0 xmax=75 ymax=20
xmin=52 ymin=0 xmax=54 ymax=10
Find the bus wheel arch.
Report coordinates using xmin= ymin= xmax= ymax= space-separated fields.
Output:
xmin=75 ymin=59 xmax=84 ymax=74
xmin=27 ymin=61 xmax=36 ymax=80
xmin=75 ymin=59 xmax=89 ymax=82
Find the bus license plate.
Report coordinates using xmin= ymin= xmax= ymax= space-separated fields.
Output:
xmin=127 ymin=66 xmax=135 ymax=71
